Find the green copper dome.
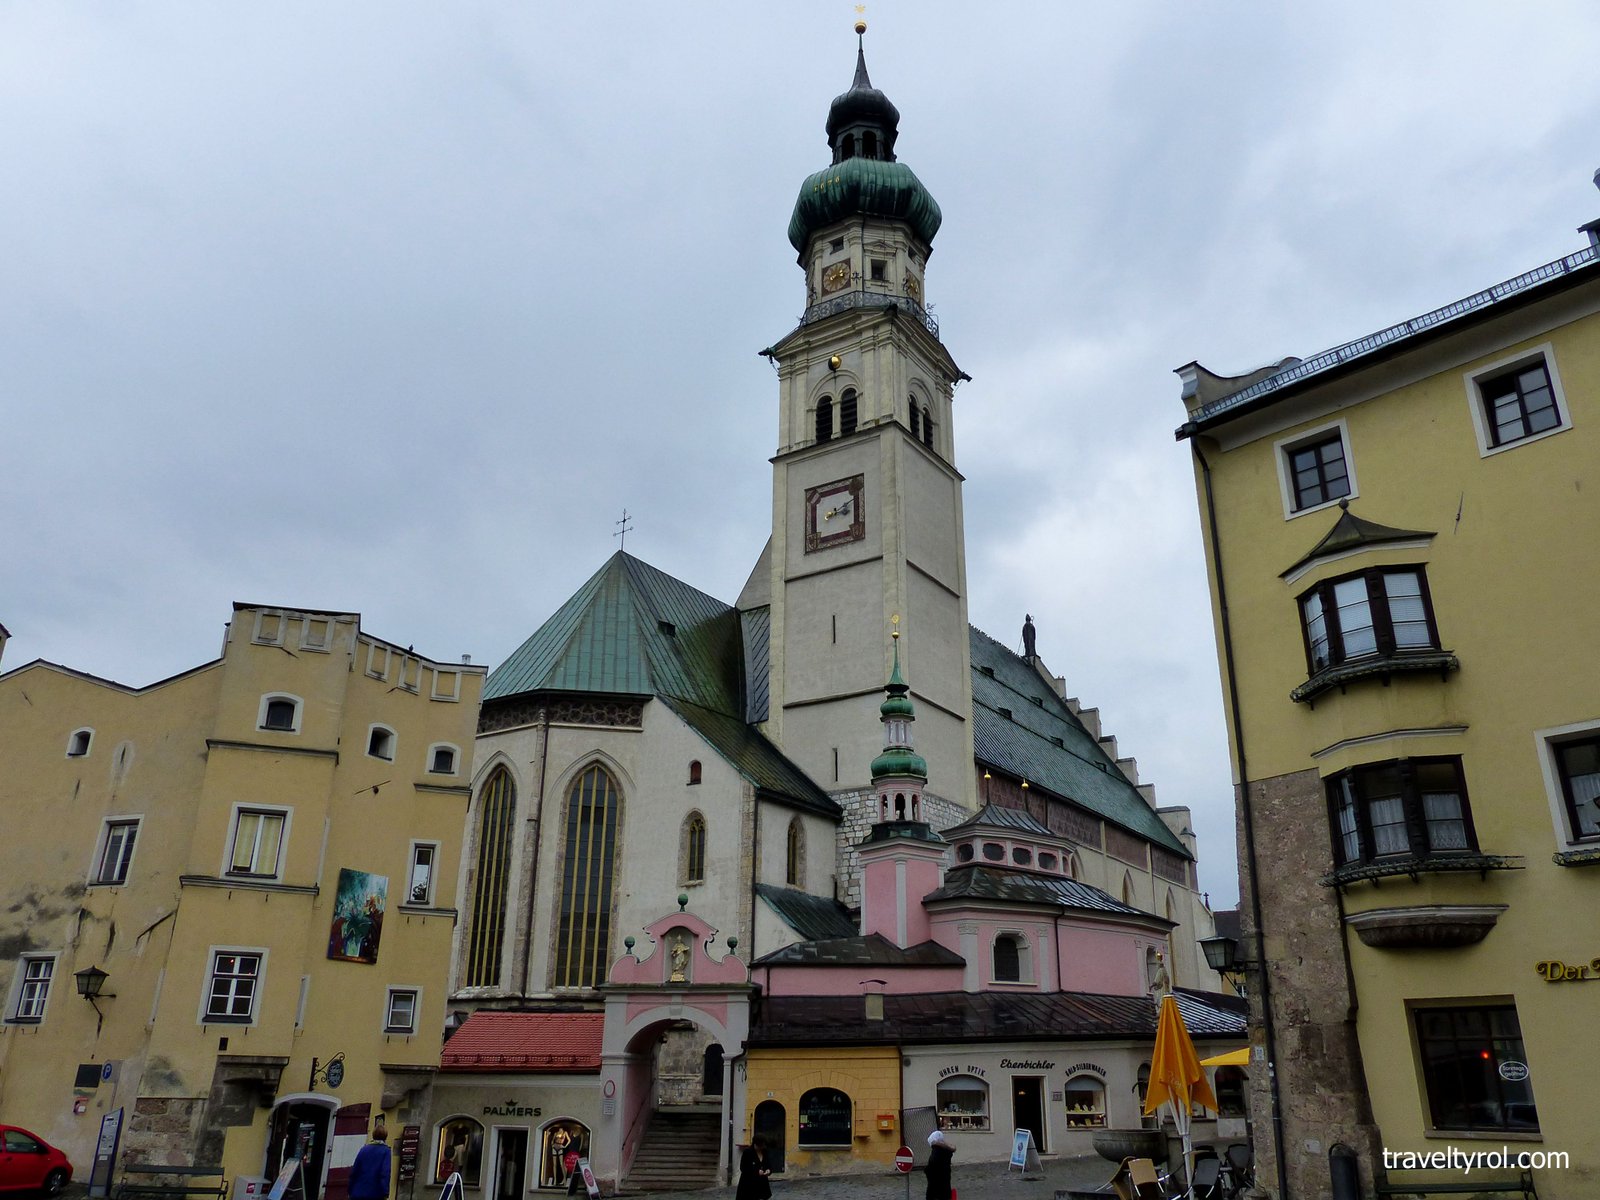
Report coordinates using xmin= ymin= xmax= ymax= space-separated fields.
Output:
xmin=788 ymin=157 xmax=943 ymax=254
xmin=871 ymin=745 xmax=928 ymax=780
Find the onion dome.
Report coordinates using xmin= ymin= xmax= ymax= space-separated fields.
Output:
xmin=870 ymin=633 xmax=928 ymax=782
xmin=787 ymin=37 xmax=942 ymax=254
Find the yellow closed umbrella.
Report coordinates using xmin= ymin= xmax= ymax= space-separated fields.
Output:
xmin=1199 ymin=1047 xmax=1249 ymax=1068
xmin=1144 ymin=993 xmax=1217 ymax=1200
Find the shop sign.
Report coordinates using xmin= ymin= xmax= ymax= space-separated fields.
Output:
xmin=1498 ymin=1061 xmax=1529 ymax=1083
xmin=1534 ymin=958 xmax=1600 ymax=982
xmin=483 ymin=1103 xmax=543 ymax=1117
xmin=938 ymin=1065 xmax=987 ymax=1078
xmin=397 ymin=1125 xmax=421 ymax=1183
xmin=1064 ymin=1062 xmax=1107 ymax=1078
xmin=999 ymin=1058 xmax=1055 ymax=1070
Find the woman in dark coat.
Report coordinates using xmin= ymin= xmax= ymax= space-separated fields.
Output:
xmin=924 ymin=1130 xmax=954 ymax=1200
xmin=736 ymin=1136 xmax=772 ymax=1200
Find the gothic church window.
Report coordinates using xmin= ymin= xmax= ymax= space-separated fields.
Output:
xmin=786 ymin=818 xmax=804 ymax=887
xmin=466 ymin=767 xmax=515 ymax=987
xmin=554 ymin=764 xmax=621 ymax=989
xmin=683 ymin=812 xmax=707 ymax=885
xmin=816 ymin=397 xmax=834 ymax=443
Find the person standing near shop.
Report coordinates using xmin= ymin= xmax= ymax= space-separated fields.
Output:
xmin=925 ymin=1130 xmax=954 ymax=1200
xmin=350 ymin=1125 xmax=393 ymax=1200
xmin=736 ymin=1136 xmax=772 ymax=1200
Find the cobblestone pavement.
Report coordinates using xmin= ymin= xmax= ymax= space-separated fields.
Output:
xmin=620 ymin=1154 xmax=1120 ymax=1200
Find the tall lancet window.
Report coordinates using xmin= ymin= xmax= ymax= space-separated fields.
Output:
xmin=840 ymin=389 xmax=858 ymax=436
xmin=466 ymin=767 xmax=515 ymax=987
xmin=554 ymin=765 xmax=622 ymax=989
xmin=786 ymin=818 xmax=804 ymax=887
xmin=816 ymin=397 xmax=835 ymax=443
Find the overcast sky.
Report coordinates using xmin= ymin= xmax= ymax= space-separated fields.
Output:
xmin=6 ymin=2 xmax=1600 ymax=907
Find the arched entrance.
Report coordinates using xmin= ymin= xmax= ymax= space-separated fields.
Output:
xmin=595 ymin=907 xmax=751 ymax=1191
xmin=265 ymin=1095 xmax=341 ymax=1200
xmin=752 ymin=1101 xmax=786 ymax=1173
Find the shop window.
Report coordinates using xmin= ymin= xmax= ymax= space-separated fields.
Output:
xmin=936 ymin=1074 xmax=990 ymax=1131
xmin=1063 ymin=1076 xmax=1107 ymax=1129
xmin=435 ymin=1117 xmax=485 ymax=1187
xmin=1413 ymin=1003 xmax=1539 ymax=1133
xmin=797 ymin=1087 xmax=852 ymax=1146
xmin=538 ymin=1121 xmax=589 ymax=1190
xmin=1215 ymin=1066 xmax=1248 ymax=1118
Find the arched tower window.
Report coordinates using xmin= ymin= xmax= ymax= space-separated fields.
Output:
xmin=993 ymin=933 xmax=1022 ymax=983
xmin=815 ymin=396 xmax=834 ymax=443
xmin=682 ymin=812 xmax=707 ymax=885
xmin=554 ymin=764 xmax=621 ymax=989
xmin=688 ymin=760 xmax=702 ymax=785
xmin=863 ymin=130 xmax=878 ymax=158
xmin=466 ymin=767 xmax=515 ymax=987
xmin=909 ymin=401 xmax=920 ymax=440
xmin=841 ymin=133 xmax=856 ymax=160
xmin=840 ymin=388 xmax=858 ymax=436
xmin=786 ymin=817 xmax=804 ymax=887
xmin=921 ymin=406 xmax=934 ymax=448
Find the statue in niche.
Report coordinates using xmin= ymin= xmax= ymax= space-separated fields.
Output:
xmin=669 ymin=935 xmax=690 ymax=983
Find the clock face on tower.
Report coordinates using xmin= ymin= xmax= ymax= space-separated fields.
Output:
xmin=822 ymin=260 xmax=851 ymax=294
xmin=804 ymin=475 xmax=866 ymax=553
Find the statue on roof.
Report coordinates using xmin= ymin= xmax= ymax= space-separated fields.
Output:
xmin=1022 ymin=614 xmax=1037 ymax=658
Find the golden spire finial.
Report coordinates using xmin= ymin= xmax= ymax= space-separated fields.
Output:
xmin=891 ymin=612 xmax=900 ymax=640
xmin=854 ymin=4 xmax=867 ymax=35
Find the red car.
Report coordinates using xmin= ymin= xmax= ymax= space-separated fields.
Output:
xmin=0 ymin=1126 xmax=72 ymax=1196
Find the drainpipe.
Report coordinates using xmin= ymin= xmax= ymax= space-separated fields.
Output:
xmin=748 ymin=790 xmax=761 ymax=961
xmin=1192 ymin=437 xmax=1290 ymax=1200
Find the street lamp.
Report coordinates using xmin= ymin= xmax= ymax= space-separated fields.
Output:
xmin=74 ymin=965 xmax=116 ymax=1034
xmin=1199 ymin=934 xmax=1258 ymax=991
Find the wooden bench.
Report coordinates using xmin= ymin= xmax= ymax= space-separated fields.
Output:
xmin=1374 ymin=1164 xmax=1536 ymax=1198
xmin=116 ymin=1164 xmax=229 ymax=1200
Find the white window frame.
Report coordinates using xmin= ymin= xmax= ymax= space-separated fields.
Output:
xmin=1536 ymin=717 xmax=1600 ymax=849
xmin=385 ymin=986 xmax=421 ymax=1034
xmin=66 ymin=727 xmax=94 ymax=758
xmin=407 ymin=841 xmax=439 ymax=906
xmin=991 ymin=930 xmax=1034 ymax=985
xmin=299 ymin=617 xmax=332 ymax=652
xmin=1464 ymin=342 xmax=1572 ymax=458
xmin=225 ymin=805 xmax=291 ymax=879
xmin=6 ymin=953 xmax=59 ymax=1024
xmin=430 ymin=669 xmax=462 ymax=702
xmin=199 ymin=946 xmax=266 ymax=1026
xmin=367 ymin=724 xmax=397 ymax=762
xmin=92 ymin=816 xmax=143 ymax=886
xmin=257 ymin=693 xmax=304 ymax=734
xmin=251 ymin=610 xmax=285 ymax=646
xmin=1274 ymin=417 xmax=1357 ymax=520
xmin=365 ymin=642 xmax=391 ymax=681
xmin=427 ymin=743 xmax=460 ymax=776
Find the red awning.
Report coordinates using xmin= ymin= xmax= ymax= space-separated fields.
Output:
xmin=441 ymin=1011 xmax=604 ymax=1073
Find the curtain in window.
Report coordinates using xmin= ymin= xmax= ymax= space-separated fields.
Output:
xmin=554 ymin=765 xmax=621 ymax=988
xmin=1384 ymin=572 xmax=1431 ymax=648
xmin=1332 ymin=578 xmax=1376 ymax=658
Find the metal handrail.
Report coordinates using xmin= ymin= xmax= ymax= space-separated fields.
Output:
xmin=801 ymin=289 xmax=940 ymax=338
xmin=1194 ymin=242 xmax=1600 ymax=423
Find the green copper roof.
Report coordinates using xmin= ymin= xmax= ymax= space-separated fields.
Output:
xmin=870 ymin=746 xmax=928 ymax=780
xmin=968 ymin=626 xmax=1190 ymax=859
xmin=661 ymin=695 xmax=840 ymax=818
xmin=485 ymin=552 xmax=740 ymax=712
xmin=788 ymin=157 xmax=942 ymax=253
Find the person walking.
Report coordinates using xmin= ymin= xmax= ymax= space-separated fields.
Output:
xmin=924 ymin=1130 xmax=954 ymax=1200
xmin=349 ymin=1125 xmax=393 ymax=1200
xmin=735 ymin=1135 xmax=773 ymax=1200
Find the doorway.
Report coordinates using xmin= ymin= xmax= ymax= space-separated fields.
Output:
xmin=752 ymin=1101 xmax=786 ymax=1174
xmin=266 ymin=1100 xmax=336 ymax=1200
xmin=1011 ymin=1077 xmax=1046 ymax=1152
xmin=492 ymin=1130 xmax=527 ymax=1200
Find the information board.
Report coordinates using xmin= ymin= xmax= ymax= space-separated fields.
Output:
xmin=87 ymin=1108 xmax=123 ymax=1198
xmin=397 ymin=1125 xmax=421 ymax=1184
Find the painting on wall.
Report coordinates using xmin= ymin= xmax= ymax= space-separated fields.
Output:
xmin=328 ymin=868 xmax=388 ymax=963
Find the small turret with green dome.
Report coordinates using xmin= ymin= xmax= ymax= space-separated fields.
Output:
xmin=869 ymin=624 xmax=931 ymax=826
xmin=787 ymin=23 xmax=943 ymax=257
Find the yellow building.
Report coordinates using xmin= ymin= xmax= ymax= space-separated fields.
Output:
xmin=0 ymin=604 xmax=483 ymax=1198
xmin=1177 ymin=205 xmax=1600 ymax=1198
xmin=741 ymin=1046 xmax=902 ymax=1173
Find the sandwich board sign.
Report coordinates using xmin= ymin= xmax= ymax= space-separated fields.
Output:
xmin=1008 ymin=1129 xmax=1043 ymax=1178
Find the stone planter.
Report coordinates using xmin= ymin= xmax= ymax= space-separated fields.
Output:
xmin=1090 ymin=1128 xmax=1166 ymax=1164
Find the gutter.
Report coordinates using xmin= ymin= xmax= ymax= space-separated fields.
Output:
xmin=1192 ymin=438 xmax=1291 ymax=1199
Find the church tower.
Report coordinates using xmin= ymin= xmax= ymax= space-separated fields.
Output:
xmin=763 ymin=26 xmax=977 ymax=826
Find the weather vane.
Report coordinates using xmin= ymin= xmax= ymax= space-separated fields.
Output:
xmin=614 ymin=508 xmax=634 ymax=551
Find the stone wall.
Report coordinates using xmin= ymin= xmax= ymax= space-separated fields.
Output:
xmin=121 ymin=1097 xmax=209 ymax=1167
xmin=1239 ymin=769 xmax=1380 ymax=1200
xmin=833 ymin=789 xmax=968 ymax=909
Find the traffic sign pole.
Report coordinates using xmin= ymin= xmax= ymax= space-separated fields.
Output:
xmin=895 ymin=1144 xmax=914 ymax=1200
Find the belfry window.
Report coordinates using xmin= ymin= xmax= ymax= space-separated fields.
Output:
xmin=466 ymin=768 xmax=515 ymax=987
xmin=921 ymin=407 xmax=934 ymax=447
xmin=909 ymin=402 xmax=920 ymax=440
xmin=554 ymin=765 xmax=621 ymax=989
xmin=863 ymin=131 xmax=878 ymax=158
xmin=816 ymin=397 xmax=834 ymax=443
xmin=840 ymin=389 xmax=858 ymax=436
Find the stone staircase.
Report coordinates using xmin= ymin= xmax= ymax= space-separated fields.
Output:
xmin=624 ymin=1106 xmax=722 ymax=1193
